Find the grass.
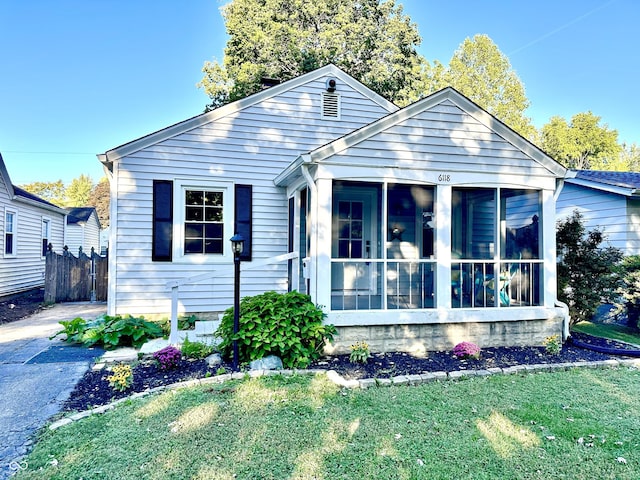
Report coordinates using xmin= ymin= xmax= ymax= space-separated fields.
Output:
xmin=17 ymin=368 xmax=640 ymax=479
xmin=572 ymin=321 xmax=640 ymax=347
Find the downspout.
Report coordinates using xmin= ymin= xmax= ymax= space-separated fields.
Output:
xmin=300 ymin=162 xmax=316 ymax=304
xmin=553 ymin=178 xmax=571 ymax=340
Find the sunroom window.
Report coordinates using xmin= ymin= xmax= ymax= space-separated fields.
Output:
xmin=451 ymin=188 xmax=542 ymax=308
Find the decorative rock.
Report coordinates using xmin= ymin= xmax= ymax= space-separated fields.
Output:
xmin=205 ymin=353 xmax=223 ymax=368
xmin=249 ymin=355 xmax=283 ymax=371
xmin=138 ymin=338 xmax=170 ymax=356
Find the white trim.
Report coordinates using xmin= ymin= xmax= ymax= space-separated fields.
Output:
xmin=41 ymin=216 xmax=51 ymax=258
xmin=3 ymin=207 xmax=17 ymax=258
xmin=172 ymin=179 xmax=235 ymax=264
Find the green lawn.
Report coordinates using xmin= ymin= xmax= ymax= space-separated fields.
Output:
xmin=18 ymin=368 xmax=640 ymax=480
xmin=572 ymin=321 xmax=640 ymax=347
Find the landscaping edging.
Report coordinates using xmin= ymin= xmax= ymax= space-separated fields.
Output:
xmin=49 ymin=357 xmax=640 ymax=431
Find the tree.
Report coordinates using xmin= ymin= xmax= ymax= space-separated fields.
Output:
xmin=65 ymin=174 xmax=94 ymax=207
xmin=435 ymin=34 xmax=535 ymax=138
xmin=198 ymin=0 xmax=429 ymax=109
xmin=19 ymin=180 xmax=66 ymax=206
xmin=89 ymin=177 xmax=110 ymax=228
xmin=541 ymin=112 xmax=622 ymax=170
xmin=556 ymin=210 xmax=623 ymax=326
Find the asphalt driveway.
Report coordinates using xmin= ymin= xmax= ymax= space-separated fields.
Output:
xmin=0 ymin=302 xmax=106 ymax=479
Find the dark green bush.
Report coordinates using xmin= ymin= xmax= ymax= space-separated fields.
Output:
xmin=557 ymin=210 xmax=623 ymax=325
xmin=51 ymin=314 xmax=163 ymax=349
xmin=617 ymin=255 xmax=640 ymax=329
xmin=216 ymin=290 xmax=336 ymax=368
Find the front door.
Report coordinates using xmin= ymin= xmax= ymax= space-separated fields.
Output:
xmin=331 ymin=185 xmax=379 ymax=293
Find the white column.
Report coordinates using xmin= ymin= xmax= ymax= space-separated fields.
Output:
xmin=435 ymin=184 xmax=452 ymax=309
xmin=315 ymin=178 xmax=333 ymax=310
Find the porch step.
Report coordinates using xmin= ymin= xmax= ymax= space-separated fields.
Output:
xmin=179 ymin=320 xmax=221 ymax=346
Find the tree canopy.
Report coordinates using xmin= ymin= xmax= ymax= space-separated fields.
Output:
xmin=19 ymin=180 xmax=66 ymax=205
xmin=540 ymin=112 xmax=622 ymax=170
xmin=430 ymin=34 xmax=535 ymax=138
xmin=199 ymin=0 xmax=427 ymax=109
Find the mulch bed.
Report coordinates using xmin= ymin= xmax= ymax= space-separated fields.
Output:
xmin=62 ymin=333 xmax=637 ymax=413
xmin=0 ymin=289 xmax=45 ymax=325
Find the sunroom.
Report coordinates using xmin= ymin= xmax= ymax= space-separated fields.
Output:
xmin=276 ymin=88 xmax=567 ymax=353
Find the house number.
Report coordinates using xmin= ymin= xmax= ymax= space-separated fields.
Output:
xmin=438 ymin=174 xmax=451 ymax=182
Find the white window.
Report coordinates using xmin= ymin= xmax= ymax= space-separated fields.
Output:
xmin=42 ymin=218 xmax=51 ymax=257
xmin=4 ymin=209 xmax=16 ymax=257
xmin=174 ymin=180 xmax=233 ymax=262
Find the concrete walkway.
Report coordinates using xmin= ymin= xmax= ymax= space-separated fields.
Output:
xmin=0 ymin=302 xmax=106 ymax=479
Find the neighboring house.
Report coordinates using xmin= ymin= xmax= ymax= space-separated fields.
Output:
xmin=65 ymin=207 xmax=102 ymax=256
xmin=0 ymin=153 xmax=67 ymax=297
xmin=99 ymin=64 xmax=568 ymax=353
xmin=557 ymin=170 xmax=640 ymax=256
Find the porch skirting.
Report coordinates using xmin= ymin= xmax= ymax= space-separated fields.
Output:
xmin=324 ymin=316 xmax=564 ymax=356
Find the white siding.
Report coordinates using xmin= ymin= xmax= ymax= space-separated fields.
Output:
xmin=321 ymin=101 xmax=553 ymax=184
xmin=65 ymin=211 xmax=101 ymax=256
xmin=0 ymin=180 xmax=65 ymax=296
xmin=110 ymin=75 xmax=392 ymax=316
xmin=556 ymin=183 xmax=631 ymax=254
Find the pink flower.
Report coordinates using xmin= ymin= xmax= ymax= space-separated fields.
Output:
xmin=453 ymin=342 xmax=481 ymax=360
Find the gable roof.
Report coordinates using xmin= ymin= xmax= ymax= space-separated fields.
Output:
xmin=276 ymin=87 xmax=566 ymax=186
xmin=566 ymin=169 xmax=640 ymax=196
xmin=66 ymin=207 xmax=100 ymax=226
xmin=98 ymin=64 xmax=398 ymax=168
xmin=0 ymin=152 xmax=67 ymax=214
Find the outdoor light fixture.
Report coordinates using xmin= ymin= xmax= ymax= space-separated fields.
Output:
xmin=230 ymin=234 xmax=244 ymax=369
xmin=230 ymin=234 xmax=245 ymax=256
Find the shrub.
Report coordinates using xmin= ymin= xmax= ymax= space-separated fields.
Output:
xmin=153 ymin=345 xmax=182 ymax=370
xmin=217 ymin=290 xmax=336 ymax=368
xmin=617 ymin=255 xmax=640 ymax=330
xmin=557 ymin=211 xmax=623 ymax=325
xmin=543 ymin=334 xmax=562 ymax=355
xmin=107 ymin=364 xmax=133 ymax=392
xmin=349 ymin=341 xmax=371 ymax=364
xmin=453 ymin=341 xmax=481 ymax=360
xmin=181 ymin=337 xmax=215 ymax=359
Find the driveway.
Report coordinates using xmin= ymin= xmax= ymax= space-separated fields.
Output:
xmin=0 ymin=302 xmax=106 ymax=479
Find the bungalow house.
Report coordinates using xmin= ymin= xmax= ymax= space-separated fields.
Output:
xmin=99 ymin=65 xmax=568 ymax=354
xmin=65 ymin=207 xmax=102 ymax=256
xmin=557 ymin=170 xmax=640 ymax=256
xmin=0 ymin=153 xmax=67 ymax=297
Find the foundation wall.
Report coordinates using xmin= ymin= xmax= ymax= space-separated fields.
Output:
xmin=325 ymin=316 xmax=564 ymax=356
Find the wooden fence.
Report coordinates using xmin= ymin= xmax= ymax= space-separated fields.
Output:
xmin=44 ymin=247 xmax=108 ymax=303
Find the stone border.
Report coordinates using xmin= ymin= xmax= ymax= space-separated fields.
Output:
xmin=49 ymin=358 xmax=640 ymax=431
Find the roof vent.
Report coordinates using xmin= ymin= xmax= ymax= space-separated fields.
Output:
xmin=326 ymin=78 xmax=337 ymax=92
xmin=322 ymin=92 xmax=340 ymax=119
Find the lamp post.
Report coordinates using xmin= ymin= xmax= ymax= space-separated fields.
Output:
xmin=230 ymin=234 xmax=244 ymax=369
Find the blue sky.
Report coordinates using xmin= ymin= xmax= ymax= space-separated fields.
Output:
xmin=1 ymin=0 xmax=638 ymax=185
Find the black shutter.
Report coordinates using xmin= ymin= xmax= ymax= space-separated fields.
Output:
xmin=153 ymin=180 xmax=173 ymax=261
xmin=234 ymin=184 xmax=252 ymax=261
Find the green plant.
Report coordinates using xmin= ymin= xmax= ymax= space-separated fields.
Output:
xmin=106 ymin=364 xmax=133 ymax=392
xmin=557 ymin=211 xmax=623 ymax=325
xmin=617 ymin=255 xmax=640 ymax=330
xmin=216 ymin=367 xmax=227 ymax=376
xmin=217 ymin=290 xmax=336 ymax=368
xmin=49 ymin=317 xmax=87 ymax=343
xmin=349 ymin=341 xmax=371 ymax=364
xmin=181 ymin=336 xmax=215 ymax=359
xmin=543 ymin=334 xmax=562 ymax=355
xmin=51 ymin=314 xmax=164 ymax=349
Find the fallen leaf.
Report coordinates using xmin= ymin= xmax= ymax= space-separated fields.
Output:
xmin=395 ymin=433 xmax=402 ymax=440
xmin=545 ymin=436 xmax=556 ymax=441
xmin=617 ymin=457 xmax=627 ymax=464
xmin=416 ymin=459 xmax=424 ymax=466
